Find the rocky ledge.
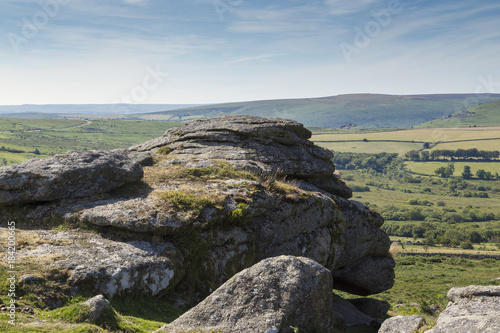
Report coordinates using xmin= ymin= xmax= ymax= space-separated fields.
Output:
xmin=1 ymin=115 xmax=395 ymax=330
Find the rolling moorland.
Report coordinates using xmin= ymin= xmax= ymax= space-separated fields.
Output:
xmin=138 ymin=93 xmax=500 ymax=128
xmin=0 ymin=97 xmax=499 ymax=332
xmin=3 ymin=93 xmax=500 ymax=129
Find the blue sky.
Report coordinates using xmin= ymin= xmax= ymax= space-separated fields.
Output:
xmin=1 ymin=0 xmax=500 ymax=105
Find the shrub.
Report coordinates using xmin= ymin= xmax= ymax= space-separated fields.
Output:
xmin=482 ymin=258 xmax=496 ymax=265
xmin=408 ymin=198 xmax=420 ymax=205
xmin=437 ymin=201 xmax=445 ymax=207
xmin=351 ymin=185 xmax=370 ymax=192
xmin=460 ymin=241 xmax=474 ymax=250
xmin=398 ymin=256 xmax=417 ymax=265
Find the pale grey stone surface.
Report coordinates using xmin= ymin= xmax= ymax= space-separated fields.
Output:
xmin=156 ymin=256 xmax=335 ymax=333
xmin=378 ymin=315 xmax=425 ymax=333
xmin=426 ymin=285 xmax=500 ymax=333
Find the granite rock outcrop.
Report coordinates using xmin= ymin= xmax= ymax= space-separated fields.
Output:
xmin=1 ymin=115 xmax=394 ymax=311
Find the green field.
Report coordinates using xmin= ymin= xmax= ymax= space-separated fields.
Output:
xmin=406 ymin=161 xmax=500 ymax=176
xmin=0 ymin=119 xmax=181 ymax=165
xmin=428 ymin=138 xmax=500 ymax=151
xmin=311 ymin=127 xmax=500 ymax=155
xmin=316 ymin=141 xmax=423 ymax=155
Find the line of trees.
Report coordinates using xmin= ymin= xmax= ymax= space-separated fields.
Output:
xmin=332 ymin=152 xmax=399 ymax=173
xmin=0 ymin=146 xmax=25 ymax=154
xmin=434 ymin=164 xmax=499 ymax=180
xmin=406 ymin=148 xmax=500 ymax=161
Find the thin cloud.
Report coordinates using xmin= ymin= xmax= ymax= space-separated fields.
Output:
xmin=227 ymin=53 xmax=287 ymax=64
xmin=325 ymin=0 xmax=381 ymax=15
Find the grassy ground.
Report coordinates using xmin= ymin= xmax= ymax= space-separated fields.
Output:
xmin=0 ymin=291 xmax=183 ymax=332
xmin=0 ymin=118 xmax=87 ymax=131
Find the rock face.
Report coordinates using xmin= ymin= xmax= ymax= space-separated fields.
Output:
xmin=130 ymin=115 xmax=352 ymax=198
xmin=426 ymin=285 xmax=500 ymax=333
xmin=331 ymin=198 xmax=395 ymax=295
xmin=156 ymin=256 xmax=335 ymax=333
xmin=0 ymin=115 xmax=394 ymax=306
xmin=0 ymin=150 xmax=143 ymax=206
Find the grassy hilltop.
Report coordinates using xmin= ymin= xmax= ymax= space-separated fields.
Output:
xmin=417 ymin=100 xmax=500 ymax=128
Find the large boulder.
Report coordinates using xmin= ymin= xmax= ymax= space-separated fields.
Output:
xmin=130 ymin=115 xmax=352 ymax=198
xmin=426 ymin=285 xmax=500 ymax=333
xmin=155 ymin=255 xmax=336 ymax=333
xmin=0 ymin=150 xmax=143 ymax=205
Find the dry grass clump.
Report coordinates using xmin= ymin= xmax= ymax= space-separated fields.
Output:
xmin=144 ymin=159 xmax=257 ymax=187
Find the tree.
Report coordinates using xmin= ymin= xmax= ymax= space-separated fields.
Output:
xmin=420 ymin=151 xmax=430 ymax=161
xmin=468 ymin=231 xmax=483 ymax=243
xmin=435 ymin=164 xmax=455 ymax=178
xmin=462 ymin=165 xmax=472 ymax=179
xmin=476 ymin=169 xmax=486 ymax=180
xmin=33 ymin=148 xmax=41 ymax=155
xmin=405 ymin=150 xmax=420 ymax=161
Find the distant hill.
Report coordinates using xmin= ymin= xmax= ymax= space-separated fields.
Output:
xmin=416 ymin=100 xmax=500 ymax=128
xmin=0 ymin=104 xmax=203 ymax=115
xmin=141 ymin=94 xmax=500 ymax=128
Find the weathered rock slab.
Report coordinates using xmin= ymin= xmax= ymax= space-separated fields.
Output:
xmin=0 ymin=150 xmax=143 ymax=205
xmin=17 ymin=230 xmax=180 ymax=298
xmin=426 ymin=285 xmax=500 ymax=333
xmin=155 ymin=255 xmax=336 ymax=333
xmin=130 ymin=115 xmax=352 ymax=198
xmin=378 ymin=315 xmax=426 ymax=333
